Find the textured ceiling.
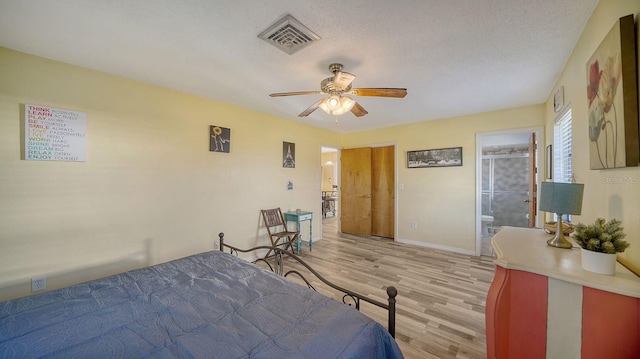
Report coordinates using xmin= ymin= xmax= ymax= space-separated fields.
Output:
xmin=0 ymin=0 xmax=598 ymax=133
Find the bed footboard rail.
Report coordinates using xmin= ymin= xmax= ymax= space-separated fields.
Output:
xmin=218 ymin=232 xmax=397 ymax=338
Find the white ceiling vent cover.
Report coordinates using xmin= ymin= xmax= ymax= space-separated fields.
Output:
xmin=258 ymin=15 xmax=320 ymax=55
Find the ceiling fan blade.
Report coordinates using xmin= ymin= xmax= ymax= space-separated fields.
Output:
xmin=270 ymin=91 xmax=322 ymax=97
xmin=298 ymin=99 xmax=324 ymax=117
xmin=333 ymin=71 xmax=356 ymax=91
xmin=348 ymin=88 xmax=407 ymax=98
xmin=350 ymin=102 xmax=368 ymax=117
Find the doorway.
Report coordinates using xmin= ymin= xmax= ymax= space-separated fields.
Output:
xmin=475 ymin=127 xmax=543 ymax=256
xmin=321 ymin=146 xmax=339 ymax=233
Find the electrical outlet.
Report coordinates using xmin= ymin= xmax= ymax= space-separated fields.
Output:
xmin=411 ymin=221 xmax=417 ymax=229
xmin=213 ymin=240 xmax=220 ymax=250
xmin=31 ymin=276 xmax=46 ymax=292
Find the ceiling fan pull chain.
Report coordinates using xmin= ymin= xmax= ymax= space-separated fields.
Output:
xmin=334 ymin=116 xmax=339 ymax=124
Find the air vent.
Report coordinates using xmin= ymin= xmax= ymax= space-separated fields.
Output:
xmin=258 ymin=15 xmax=320 ymax=55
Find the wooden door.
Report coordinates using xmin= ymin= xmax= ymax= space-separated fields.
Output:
xmin=340 ymin=148 xmax=372 ymax=236
xmin=371 ymin=146 xmax=395 ymax=238
xmin=527 ymin=133 xmax=537 ymax=227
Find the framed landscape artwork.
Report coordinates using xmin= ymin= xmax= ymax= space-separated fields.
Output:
xmin=407 ymin=147 xmax=462 ymax=168
xmin=586 ymin=14 xmax=639 ymax=169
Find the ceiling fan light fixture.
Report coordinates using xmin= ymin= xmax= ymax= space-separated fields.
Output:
xmin=328 ymin=95 xmax=340 ymax=109
xmin=340 ymin=96 xmax=356 ymax=112
xmin=318 ymin=99 xmax=331 ymax=114
xmin=319 ymin=95 xmax=355 ymax=116
xmin=270 ymin=63 xmax=406 ymax=118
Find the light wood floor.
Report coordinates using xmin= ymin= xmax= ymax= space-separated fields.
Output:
xmin=281 ymin=218 xmax=495 ymax=359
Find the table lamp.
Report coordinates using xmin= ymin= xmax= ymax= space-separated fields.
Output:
xmin=539 ymin=182 xmax=584 ymax=249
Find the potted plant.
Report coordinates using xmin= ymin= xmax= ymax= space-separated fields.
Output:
xmin=572 ymin=218 xmax=629 ymax=275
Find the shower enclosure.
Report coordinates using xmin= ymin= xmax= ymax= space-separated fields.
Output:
xmin=482 ymin=146 xmax=530 ymax=229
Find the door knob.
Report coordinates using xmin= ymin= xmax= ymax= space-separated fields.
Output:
xmin=523 ymin=199 xmax=530 ymax=203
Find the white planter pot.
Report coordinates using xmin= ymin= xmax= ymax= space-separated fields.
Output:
xmin=581 ymin=249 xmax=617 ymax=275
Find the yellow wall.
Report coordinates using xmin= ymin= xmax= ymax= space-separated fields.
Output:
xmin=0 ymin=47 xmax=340 ymax=301
xmin=343 ymin=105 xmax=545 ymax=252
xmin=544 ymin=0 xmax=640 ymax=274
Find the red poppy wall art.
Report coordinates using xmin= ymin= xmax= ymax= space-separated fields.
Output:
xmin=585 ymin=14 xmax=638 ymax=169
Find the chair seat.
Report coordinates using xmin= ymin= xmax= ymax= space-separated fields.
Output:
xmin=271 ymin=230 xmax=299 ymax=244
xmin=272 ymin=230 xmax=299 ymax=238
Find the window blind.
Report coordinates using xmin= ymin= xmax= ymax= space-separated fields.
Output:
xmin=554 ymin=108 xmax=572 ymax=183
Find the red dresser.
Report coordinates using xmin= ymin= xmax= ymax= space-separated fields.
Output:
xmin=486 ymin=226 xmax=640 ymax=359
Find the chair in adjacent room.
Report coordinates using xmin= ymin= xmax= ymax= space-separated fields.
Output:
xmin=260 ymin=208 xmax=299 ymax=258
xmin=322 ymin=191 xmax=336 ymax=218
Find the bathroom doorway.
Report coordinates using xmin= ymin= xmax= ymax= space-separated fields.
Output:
xmin=475 ymin=127 xmax=543 ymax=256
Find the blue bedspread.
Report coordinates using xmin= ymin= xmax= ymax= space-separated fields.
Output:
xmin=0 ymin=250 xmax=403 ymax=358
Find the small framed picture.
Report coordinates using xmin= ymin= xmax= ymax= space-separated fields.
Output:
xmin=210 ymin=125 xmax=230 ymax=153
xmin=554 ymin=86 xmax=564 ymax=113
xmin=283 ymin=141 xmax=295 ymax=168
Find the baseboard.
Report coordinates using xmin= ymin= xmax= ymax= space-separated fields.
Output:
xmin=395 ymin=238 xmax=476 ymax=256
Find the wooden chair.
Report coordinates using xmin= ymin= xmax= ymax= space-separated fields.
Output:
xmin=260 ymin=208 xmax=299 ymax=258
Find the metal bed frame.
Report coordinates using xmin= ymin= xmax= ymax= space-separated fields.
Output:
xmin=217 ymin=232 xmax=397 ymax=338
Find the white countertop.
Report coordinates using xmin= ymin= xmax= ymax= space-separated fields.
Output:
xmin=492 ymin=226 xmax=640 ymax=298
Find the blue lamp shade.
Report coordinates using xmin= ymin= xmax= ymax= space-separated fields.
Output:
xmin=539 ymin=182 xmax=584 ymax=215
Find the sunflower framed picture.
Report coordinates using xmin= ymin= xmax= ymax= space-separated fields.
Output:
xmin=210 ymin=125 xmax=230 ymax=153
xmin=586 ymin=14 xmax=638 ymax=169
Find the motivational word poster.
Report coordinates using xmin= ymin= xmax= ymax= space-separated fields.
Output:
xmin=25 ymin=104 xmax=87 ymax=161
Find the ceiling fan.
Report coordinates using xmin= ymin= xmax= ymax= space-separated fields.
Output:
xmin=269 ymin=63 xmax=407 ymax=117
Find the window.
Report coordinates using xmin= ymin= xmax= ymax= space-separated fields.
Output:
xmin=554 ymin=107 xmax=572 ymax=183
xmin=553 ymin=107 xmax=573 ymax=221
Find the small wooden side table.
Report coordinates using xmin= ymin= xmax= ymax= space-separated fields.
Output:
xmin=284 ymin=211 xmax=313 ymax=255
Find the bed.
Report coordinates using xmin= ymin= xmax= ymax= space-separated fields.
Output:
xmin=0 ymin=233 xmax=402 ymax=358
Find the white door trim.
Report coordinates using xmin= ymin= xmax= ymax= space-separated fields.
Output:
xmin=475 ymin=126 xmax=544 ymax=256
